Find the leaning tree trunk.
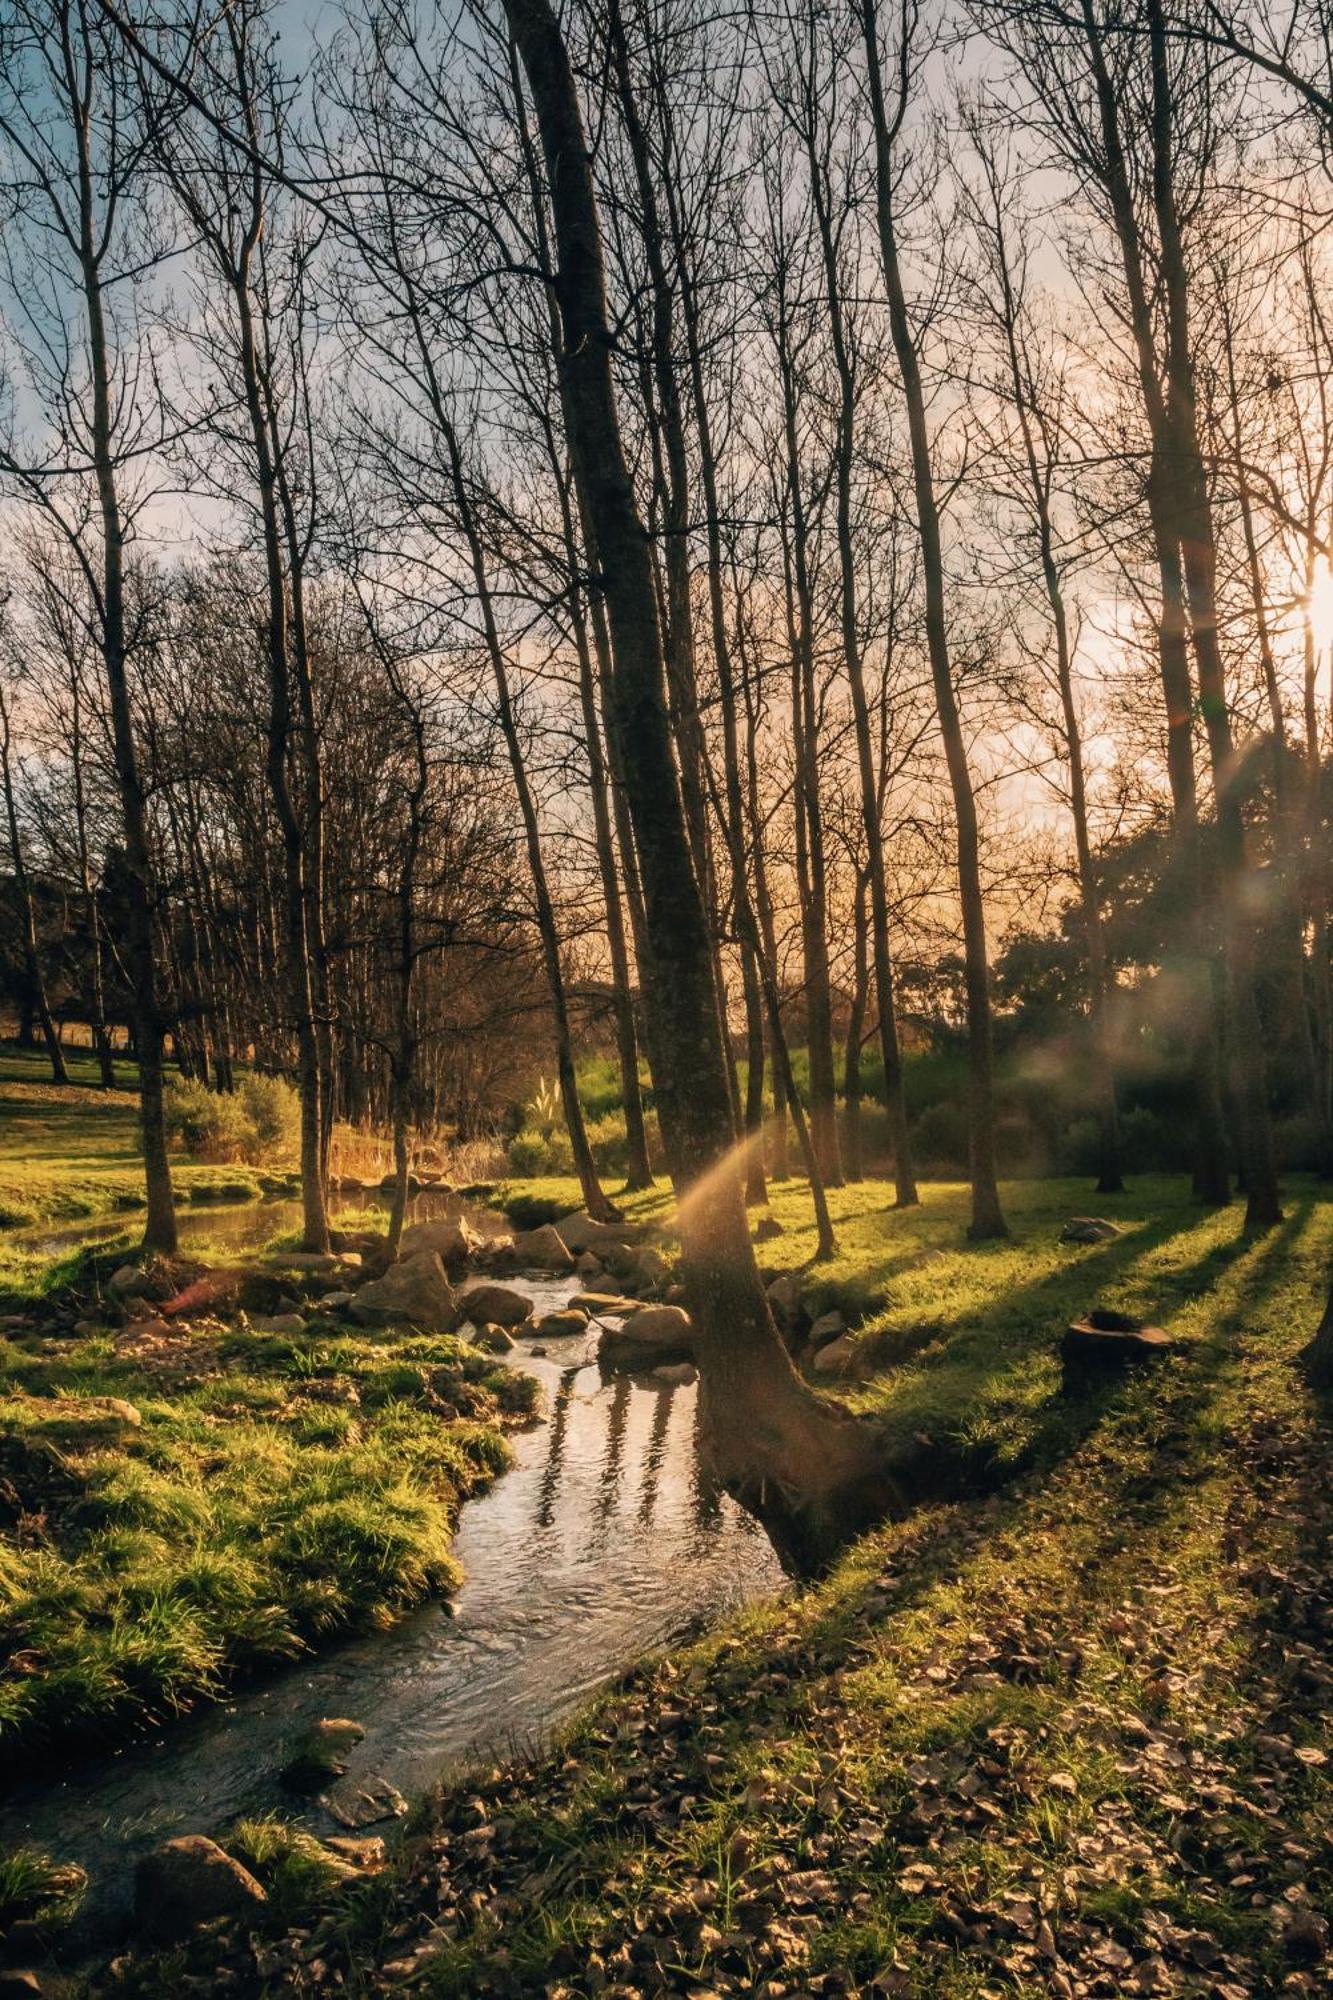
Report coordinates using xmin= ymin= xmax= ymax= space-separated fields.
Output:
xmin=505 ymin=0 xmax=889 ymax=1566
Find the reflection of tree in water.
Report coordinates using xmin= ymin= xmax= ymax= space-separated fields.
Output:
xmin=593 ymin=1376 xmax=631 ymax=1541
xmin=637 ymin=1388 xmax=674 ymax=1525
xmin=690 ymin=1392 xmax=724 ymax=1531
xmin=535 ymin=1368 xmax=578 ymax=1531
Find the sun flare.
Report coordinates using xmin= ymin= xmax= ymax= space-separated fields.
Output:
xmin=1308 ymin=557 xmax=1333 ymax=652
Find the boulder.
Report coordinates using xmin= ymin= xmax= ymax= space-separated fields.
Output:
xmin=811 ymin=1335 xmax=859 ymax=1376
xmin=321 ymin=1290 xmax=355 ymax=1312
xmin=134 ymin=1835 xmax=267 ymax=1941
xmin=599 ymin=1238 xmax=641 ymax=1279
xmin=473 ymin=1323 xmax=516 ymax=1354
xmin=554 ymin=1209 xmax=647 ymax=1254
xmin=248 ymin=1312 xmax=307 ymax=1337
xmin=631 ymin=1245 xmax=668 ymax=1289
xmin=574 ymin=1250 xmax=604 ymax=1281
xmin=106 ymin=1264 xmax=151 ymax=1300
xmin=347 ymin=1252 xmax=459 ymax=1332
xmin=458 ymin=1282 xmax=534 ymax=1329
xmin=534 ymin=1308 xmax=589 ymax=1339
xmin=400 ymin=1215 xmax=483 ymax=1266
xmin=766 ymin=1272 xmax=808 ymax=1333
xmin=1062 ymin=1308 xmax=1171 ymax=1375
xmin=808 ymin=1309 xmax=846 ymax=1347
xmin=320 ymin=1776 xmax=409 ymax=1829
xmin=1059 ymin=1217 xmax=1121 ymax=1245
xmin=121 ymin=1316 xmax=172 ymax=1344
xmin=570 ymin=1291 xmax=639 ymax=1318
xmin=599 ymin=1303 xmax=694 ymax=1371
xmin=510 ymin=1224 xmax=576 ymax=1273
xmin=282 ymin=1717 xmax=365 ymax=1792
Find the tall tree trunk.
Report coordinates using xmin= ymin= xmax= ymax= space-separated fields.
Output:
xmin=861 ymin=0 xmax=1005 ymax=1238
xmin=1222 ymin=314 xmax=1327 ymax=1168
xmin=436 ymin=418 xmax=617 ymax=1224
xmin=843 ymin=868 xmax=870 ymax=1184
xmin=807 ymin=137 xmax=916 ymax=1205
xmin=981 ymin=176 xmax=1122 ymax=1192
xmin=233 ymin=261 xmax=330 ymax=1256
xmin=604 ymin=0 xmax=738 ymax=1146
xmin=773 ymin=302 xmax=841 ymax=1186
xmin=0 ymin=690 xmax=68 ymax=1085
xmin=1072 ymin=0 xmax=1230 ymax=1207
xmin=505 ymin=0 xmax=886 ymax=1564
xmin=76 ymin=118 xmax=176 ymax=1253
xmin=385 ymin=707 xmax=427 ymax=1262
xmin=67 ymin=673 xmax=115 ymax=1087
xmin=1145 ymin=0 xmax=1280 ymax=1228
xmin=737 ymin=595 xmax=792 ymax=1180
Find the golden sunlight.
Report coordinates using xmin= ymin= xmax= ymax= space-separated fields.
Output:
xmin=1308 ymin=556 xmax=1333 ymax=651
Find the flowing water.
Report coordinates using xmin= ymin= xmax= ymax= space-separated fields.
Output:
xmin=0 ymin=1199 xmax=787 ymax=1944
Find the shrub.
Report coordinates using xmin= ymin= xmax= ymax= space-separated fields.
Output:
xmin=506 ymin=1125 xmax=574 ymax=1177
xmin=165 ymin=1077 xmax=250 ymax=1159
xmin=165 ymin=1074 xmax=300 ymax=1165
xmin=911 ymin=1098 xmax=969 ymax=1171
xmin=240 ymin=1074 xmax=300 ymax=1155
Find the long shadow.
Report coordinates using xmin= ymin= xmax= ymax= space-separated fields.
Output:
xmin=496 ymin=1201 xmax=1321 ymax=1867
xmin=820 ymin=1197 xmax=1260 ymax=1525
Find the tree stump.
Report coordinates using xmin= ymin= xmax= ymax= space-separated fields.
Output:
xmin=1062 ymin=1307 xmax=1171 ymax=1380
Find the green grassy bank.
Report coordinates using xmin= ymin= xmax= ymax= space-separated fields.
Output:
xmin=0 ymin=1250 xmax=537 ymax=1757
xmin=96 ymin=1178 xmax=1333 ymax=1997
xmin=0 ymin=1049 xmax=284 ymax=1240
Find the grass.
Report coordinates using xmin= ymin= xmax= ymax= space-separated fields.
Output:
xmin=186 ymin=1180 xmax=1333 ymax=1998
xmin=5 ymin=1060 xmax=1329 ymax=1991
xmin=0 ymin=1259 xmax=539 ymax=1758
xmin=496 ymin=1167 xmax=1313 ymax=1490
xmin=0 ymin=1047 xmax=291 ymax=1237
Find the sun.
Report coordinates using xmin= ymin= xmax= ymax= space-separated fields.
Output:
xmin=1307 ymin=556 xmax=1333 ymax=651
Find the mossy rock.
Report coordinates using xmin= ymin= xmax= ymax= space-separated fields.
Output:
xmin=281 ymin=1716 xmax=366 ymax=1791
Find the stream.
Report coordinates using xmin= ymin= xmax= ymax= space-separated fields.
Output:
xmin=0 ymin=1197 xmax=788 ymax=1945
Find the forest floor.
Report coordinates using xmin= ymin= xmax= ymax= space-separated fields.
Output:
xmin=1 ymin=1057 xmax=1330 ymax=1995
xmin=83 ymin=1171 xmax=1333 ymax=1998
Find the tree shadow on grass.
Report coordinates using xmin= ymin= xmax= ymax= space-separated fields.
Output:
xmin=840 ymin=1196 xmax=1267 ymax=1517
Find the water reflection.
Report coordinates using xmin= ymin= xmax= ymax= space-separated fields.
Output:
xmin=0 ymin=1269 xmax=786 ymax=1946
xmin=535 ymin=1366 xmax=578 ymax=1530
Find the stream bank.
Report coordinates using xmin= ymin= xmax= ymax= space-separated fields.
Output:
xmin=0 ymin=1211 xmax=786 ymax=1968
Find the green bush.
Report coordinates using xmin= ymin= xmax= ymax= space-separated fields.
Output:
xmin=507 ymin=1125 xmax=574 ymax=1177
xmin=165 ymin=1074 xmax=300 ymax=1165
xmin=911 ymin=1098 xmax=969 ymax=1171
xmin=164 ymin=1076 xmax=250 ymax=1158
xmin=240 ymin=1074 xmax=300 ymax=1154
